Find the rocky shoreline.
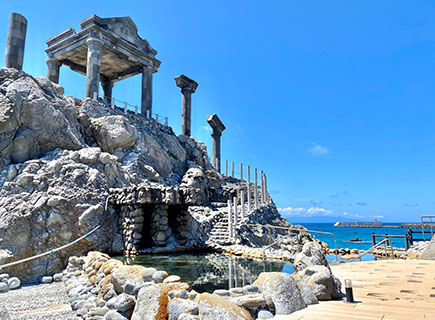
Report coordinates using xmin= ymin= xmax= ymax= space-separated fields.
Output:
xmin=53 ymin=241 xmax=339 ymax=320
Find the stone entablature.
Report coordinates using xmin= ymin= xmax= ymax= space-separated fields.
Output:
xmin=109 ymin=185 xmax=204 ymax=206
xmin=45 ymin=15 xmax=160 ymax=115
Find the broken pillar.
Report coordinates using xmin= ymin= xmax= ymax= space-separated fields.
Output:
xmin=85 ymin=31 xmax=103 ymax=98
xmin=5 ymin=13 xmax=27 ymax=70
xmin=207 ymin=113 xmax=226 ymax=172
xmin=46 ymin=56 xmax=61 ymax=83
xmin=174 ymin=74 xmax=198 ymax=136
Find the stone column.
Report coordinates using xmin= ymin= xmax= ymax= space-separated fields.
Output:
xmin=101 ymin=80 xmax=114 ymax=102
xmin=254 ymin=168 xmax=259 ymax=209
xmin=84 ymin=32 xmax=103 ymax=99
xmin=174 ymin=74 xmax=198 ymax=136
xmin=247 ymin=166 xmax=252 ymax=212
xmin=207 ymin=114 xmax=226 ymax=172
xmin=261 ymin=170 xmax=265 ymax=205
xmin=141 ymin=67 xmax=153 ymax=116
xmin=5 ymin=13 xmax=27 ymax=70
xmin=46 ymin=57 xmax=61 ymax=83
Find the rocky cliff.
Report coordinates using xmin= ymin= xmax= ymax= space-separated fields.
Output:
xmin=0 ymin=68 xmax=289 ymax=283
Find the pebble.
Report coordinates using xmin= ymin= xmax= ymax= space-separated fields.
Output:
xmin=7 ymin=277 xmax=21 ymax=290
xmin=89 ymin=306 xmax=109 ymax=316
xmin=152 ymin=270 xmax=168 ymax=283
xmin=71 ymin=299 xmax=87 ymax=311
xmin=229 ymin=287 xmax=244 ymax=297
xmin=213 ymin=289 xmax=230 ymax=297
xmin=143 ymin=268 xmax=157 ymax=281
xmin=257 ymin=309 xmax=274 ymax=319
xmin=104 ymin=310 xmax=129 ymax=320
xmin=188 ymin=291 xmax=197 ymax=300
xmin=237 ymin=294 xmax=267 ymax=309
xmin=243 ymin=285 xmax=259 ymax=294
xmin=53 ymin=273 xmax=63 ymax=282
xmin=0 ymin=274 xmax=9 ymax=281
xmin=123 ymin=280 xmax=137 ymax=295
xmin=0 ymin=282 xmax=8 ymax=293
xmin=41 ymin=276 xmax=53 ymax=284
xmin=163 ymin=275 xmax=181 ymax=283
xmin=187 ymin=304 xmax=199 ymax=315
xmin=76 ymin=308 xmax=87 ymax=317
xmin=178 ymin=289 xmax=188 ymax=299
xmin=106 ymin=293 xmax=135 ymax=312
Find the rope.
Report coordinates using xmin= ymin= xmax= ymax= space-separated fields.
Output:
xmin=0 ymin=195 xmax=113 ymax=270
xmin=0 ymin=225 xmax=100 ymax=269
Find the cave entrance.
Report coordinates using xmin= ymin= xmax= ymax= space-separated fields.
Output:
xmin=138 ymin=204 xmax=154 ymax=249
xmin=136 ymin=204 xmax=189 ymax=249
xmin=167 ymin=205 xmax=189 ymax=246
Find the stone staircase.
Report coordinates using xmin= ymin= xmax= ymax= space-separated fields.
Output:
xmin=207 ymin=209 xmax=248 ymax=246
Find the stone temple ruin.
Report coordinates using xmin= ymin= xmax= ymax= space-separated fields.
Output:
xmin=45 ymin=14 xmax=160 ymax=115
xmin=0 ymin=12 xmax=283 ymax=270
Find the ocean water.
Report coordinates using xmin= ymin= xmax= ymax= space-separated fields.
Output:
xmin=296 ymin=223 xmax=417 ymax=251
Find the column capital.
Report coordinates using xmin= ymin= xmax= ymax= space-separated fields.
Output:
xmin=142 ymin=65 xmax=158 ymax=74
xmin=174 ymin=74 xmax=198 ymax=93
xmin=46 ymin=57 xmax=61 ymax=66
xmin=86 ymin=36 xmax=103 ymax=48
xmin=207 ymin=113 xmax=226 ymax=134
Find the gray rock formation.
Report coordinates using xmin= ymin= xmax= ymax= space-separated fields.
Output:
xmin=293 ymin=242 xmax=341 ymax=300
xmin=0 ymin=69 xmax=294 ymax=284
xmin=253 ymin=272 xmax=306 ymax=315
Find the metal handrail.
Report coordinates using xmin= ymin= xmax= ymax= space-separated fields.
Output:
xmin=421 ymin=215 xmax=435 ymax=240
xmin=346 ymin=238 xmax=392 ymax=261
xmin=245 ymin=223 xmax=338 ymax=261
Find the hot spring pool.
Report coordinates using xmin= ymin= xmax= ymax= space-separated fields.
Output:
xmin=115 ymin=253 xmax=294 ymax=293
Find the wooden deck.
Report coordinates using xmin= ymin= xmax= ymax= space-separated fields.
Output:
xmin=275 ymin=259 xmax=435 ymax=320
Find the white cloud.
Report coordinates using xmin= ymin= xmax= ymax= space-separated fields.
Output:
xmin=278 ymin=206 xmax=363 ymax=219
xmin=308 ymin=143 xmax=330 ymax=156
xmin=370 ymin=215 xmax=384 ymax=219
xmin=278 ymin=207 xmax=334 ymax=217
xmin=200 ymin=125 xmax=212 ymax=132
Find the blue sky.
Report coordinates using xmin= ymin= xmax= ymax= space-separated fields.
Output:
xmin=1 ymin=1 xmax=435 ymax=222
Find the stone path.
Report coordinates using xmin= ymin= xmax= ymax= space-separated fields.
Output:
xmin=0 ymin=282 xmax=79 ymax=320
xmin=276 ymin=259 xmax=435 ymax=320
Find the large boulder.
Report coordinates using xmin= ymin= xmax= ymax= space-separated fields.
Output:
xmin=141 ymin=131 xmax=174 ymax=178
xmin=292 ymin=241 xmax=341 ymax=301
xmin=131 ymin=283 xmax=189 ymax=320
xmin=0 ymin=68 xmax=85 ymax=166
xmin=111 ymin=265 xmax=153 ymax=293
xmin=293 ymin=265 xmax=341 ymax=301
xmin=198 ymin=293 xmax=253 ymax=320
xmin=253 ymin=272 xmax=306 ymax=315
xmin=91 ymin=115 xmax=137 ymax=153
xmin=294 ymin=241 xmax=328 ymax=271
